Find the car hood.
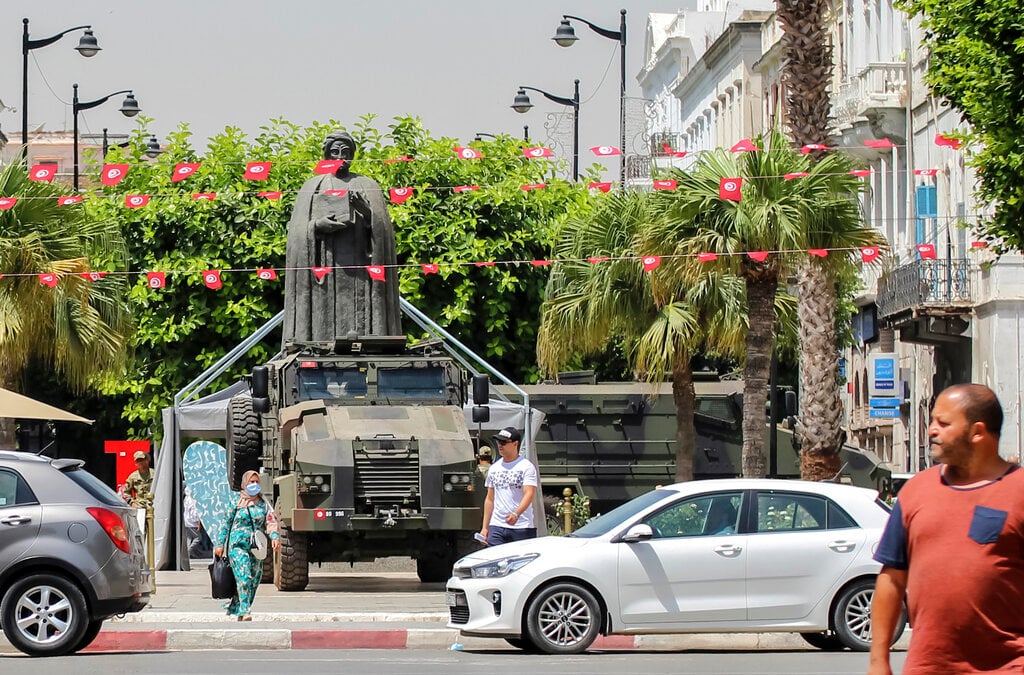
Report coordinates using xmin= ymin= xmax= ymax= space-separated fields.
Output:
xmin=456 ymin=534 xmax=593 ymax=567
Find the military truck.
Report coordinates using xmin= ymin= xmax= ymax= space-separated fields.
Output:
xmin=488 ymin=374 xmax=891 ymax=517
xmin=228 ymin=335 xmax=488 ymax=588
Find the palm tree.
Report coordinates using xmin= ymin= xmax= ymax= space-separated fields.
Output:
xmin=0 ymin=162 xmax=131 ymax=446
xmin=537 ymin=191 xmax=749 ymax=482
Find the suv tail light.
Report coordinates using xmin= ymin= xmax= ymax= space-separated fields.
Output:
xmin=87 ymin=507 xmax=131 ymax=554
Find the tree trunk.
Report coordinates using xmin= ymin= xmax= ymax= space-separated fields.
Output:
xmin=672 ymin=347 xmax=696 ymax=483
xmin=797 ymin=260 xmax=845 ymax=480
xmin=742 ymin=274 xmax=778 ymax=477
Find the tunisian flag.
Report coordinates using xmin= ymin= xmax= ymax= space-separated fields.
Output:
xmin=719 ymin=178 xmax=743 ymax=201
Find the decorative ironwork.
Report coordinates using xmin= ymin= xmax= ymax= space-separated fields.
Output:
xmin=877 ymin=259 xmax=972 ymax=319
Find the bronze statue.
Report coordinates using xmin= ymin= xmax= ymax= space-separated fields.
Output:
xmin=282 ymin=131 xmax=402 ymax=344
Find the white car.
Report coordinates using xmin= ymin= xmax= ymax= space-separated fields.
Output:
xmin=446 ymin=478 xmax=906 ymax=654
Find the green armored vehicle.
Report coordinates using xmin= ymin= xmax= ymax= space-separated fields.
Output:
xmin=228 ymin=335 xmax=486 ymax=588
xmin=492 ymin=375 xmax=891 ymax=516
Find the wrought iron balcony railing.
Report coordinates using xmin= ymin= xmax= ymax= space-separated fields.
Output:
xmin=877 ymin=258 xmax=972 ymax=319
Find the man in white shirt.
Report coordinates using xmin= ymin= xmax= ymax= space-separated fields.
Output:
xmin=479 ymin=427 xmax=538 ymax=546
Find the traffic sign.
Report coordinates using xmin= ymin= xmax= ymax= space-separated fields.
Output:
xmin=869 ymin=408 xmax=901 ymax=419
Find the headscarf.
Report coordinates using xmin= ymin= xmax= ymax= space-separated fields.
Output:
xmin=237 ymin=470 xmax=278 ymax=537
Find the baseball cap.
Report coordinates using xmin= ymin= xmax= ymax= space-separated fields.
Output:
xmin=491 ymin=427 xmax=522 ymax=444
xmin=133 ymin=450 xmax=148 ymax=461
xmin=478 ymin=447 xmax=493 ymax=460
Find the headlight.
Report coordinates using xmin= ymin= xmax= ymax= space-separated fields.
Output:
xmin=470 ymin=553 xmax=539 ymax=578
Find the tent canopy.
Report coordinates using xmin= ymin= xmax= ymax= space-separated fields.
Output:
xmin=0 ymin=387 xmax=93 ymax=423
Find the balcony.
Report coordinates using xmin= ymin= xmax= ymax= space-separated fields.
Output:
xmin=833 ymin=62 xmax=907 ymax=129
xmin=876 ymin=257 xmax=970 ymax=325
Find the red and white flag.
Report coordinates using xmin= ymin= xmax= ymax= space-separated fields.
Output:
xmin=697 ymin=253 xmax=718 ymax=263
xmin=864 ymin=138 xmax=895 ymax=149
xmin=719 ymin=178 xmax=742 ymax=201
xmin=916 ymin=244 xmax=937 ymax=260
xmin=421 ymin=263 xmax=439 ymax=275
xmin=523 ymin=146 xmax=553 ymax=158
xmin=970 ymin=241 xmax=989 ymax=249
xmin=146 ymin=272 xmax=166 ymax=289
xmin=312 ymin=266 xmax=331 ymax=281
xmin=38 ymin=273 xmax=58 ymax=288
xmin=935 ymin=134 xmax=962 ymax=150
xmin=257 ymin=191 xmax=282 ymax=200
xmin=389 ymin=187 xmax=413 ymax=204
xmin=256 ymin=268 xmax=278 ymax=281
xmin=748 ymin=251 xmax=769 ymax=262
xmin=641 ymin=256 xmax=661 ymax=272
xmin=453 ymin=185 xmax=479 ymax=193
xmin=590 ymin=145 xmax=621 ymax=156
xmin=801 ymin=144 xmax=829 ymax=154
xmin=850 ymin=169 xmax=871 ymax=178
xmin=587 ymin=257 xmax=609 ymax=264
xmin=366 ymin=265 xmax=386 ymax=282
xmin=860 ymin=246 xmax=880 ymax=263
xmin=784 ymin=172 xmax=809 ymax=180
xmin=203 ymin=270 xmax=222 ymax=290
xmin=531 ymin=260 xmax=552 ymax=267
xmin=101 ymin=164 xmax=130 ymax=186
xmin=808 ymin=249 xmax=829 ymax=258
xmin=384 ymin=155 xmax=414 ymax=163
xmin=474 ymin=261 xmax=496 ymax=267
xmin=125 ymin=194 xmax=150 ymax=209
xmin=915 ymin=169 xmax=938 ymax=177
xmin=244 ymin=162 xmax=272 ymax=180
xmin=58 ymin=195 xmax=83 ymax=206
xmin=588 ymin=181 xmax=612 ymax=193
xmin=521 ymin=183 xmax=546 ymax=191
xmin=730 ymin=138 xmax=758 ymax=152
xmin=454 ymin=146 xmax=482 ymax=159
xmin=314 ymin=160 xmax=345 ymax=175
xmin=0 ymin=197 xmax=17 ymax=210
xmin=192 ymin=192 xmax=217 ymax=201
xmin=28 ymin=164 xmax=57 ymax=183
xmin=79 ymin=271 xmax=107 ymax=282
xmin=323 ymin=189 xmax=348 ymax=197
xmin=653 ymin=179 xmax=678 ymax=191
xmin=662 ymin=143 xmax=686 ymax=158
xmin=172 ymin=162 xmax=200 ymax=182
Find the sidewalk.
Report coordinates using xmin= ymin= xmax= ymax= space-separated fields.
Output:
xmin=0 ymin=565 xmax=910 ymax=653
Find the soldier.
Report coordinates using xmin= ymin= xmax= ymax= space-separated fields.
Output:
xmin=124 ymin=450 xmax=154 ymax=509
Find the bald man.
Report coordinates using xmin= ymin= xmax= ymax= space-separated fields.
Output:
xmin=869 ymin=384 xmax=1024 ymax=674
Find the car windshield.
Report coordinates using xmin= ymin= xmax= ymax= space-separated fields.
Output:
xmin=569 ymin=489 xmax=674 ymax=538
xmin=378 ymin=367 xmax=446 ymax=399
xmin=297 ymin=367 xmax=367 ymax=400
xmin=64 ymin=466 xmax=126 ymax=507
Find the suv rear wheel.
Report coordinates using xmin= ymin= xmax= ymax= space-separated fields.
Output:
xmin=0 ymin=573 xmax=89 ymax=657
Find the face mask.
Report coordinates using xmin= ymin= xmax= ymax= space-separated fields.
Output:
xmin=244 ymin=483 xmax=261 ymax=497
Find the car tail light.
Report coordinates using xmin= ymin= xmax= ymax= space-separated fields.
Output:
xmin=87 ymin=507 xmax=131 ymax=554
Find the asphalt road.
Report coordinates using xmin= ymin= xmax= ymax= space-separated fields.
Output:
xmin=0 ymin=649 xmax=904 ymax=674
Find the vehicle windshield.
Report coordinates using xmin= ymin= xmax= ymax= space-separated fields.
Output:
xmin=297 ymin=367 xmax=367 ymax=400
xmin=64 ymin=467 xmax=126 ymax=508
xmin=378 ymin=367 xmax=445 ymax=399
xmin=569 ymin=489 xmax=674 ymax=539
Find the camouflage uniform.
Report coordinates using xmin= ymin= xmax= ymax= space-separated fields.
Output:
xmin=124 ymin=469 xmax=153 ymax=509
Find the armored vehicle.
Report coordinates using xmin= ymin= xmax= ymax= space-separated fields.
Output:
xmin=229 ymin=335 xmax=487 ymax=588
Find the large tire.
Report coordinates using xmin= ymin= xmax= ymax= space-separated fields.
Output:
xmin=799 ymin=631 xmax=845 ymax=651
xmin=273 ymin=523 xmax=309 ymax=591
xmin=71 ymin=619 xmax=104 ymax=653
xmin=0 ymin=573 xmax=90 ymax=657
xmin=832 ymin=578 xmax=907 ymax=651
xmin=504 ymin=636 xmax=541 ymax=652
xmin=525 ymin=582 xmax=602 ymax=655
xmin=226 ymin=396 xmax=261 ymax=492
xmin=416 ymin=557 xmax=451 ymax=584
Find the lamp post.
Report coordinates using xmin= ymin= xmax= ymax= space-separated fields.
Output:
xmin=511 ymin=79 xmax=580 ymax=181
xmin=22 ymin=18 xmax=100 ymax=153
xmin=73 ymin=83 xmax=140 ymax=190
xmin=475 ymin=128 xmax=530 ymax=141
xmin=553 ymin=9 xmax=626 ymax=187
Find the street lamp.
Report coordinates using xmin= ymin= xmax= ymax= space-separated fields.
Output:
xmin=511 ymin=79 xmax=580 ymax=181
xmin=22 ymin=18 xmax=101 ymax=152
xmin=552 ymin=9 xmax=626 ymax=186
xmin=145 ymin=135 xmax=163 ymax=158
xmin=73 ymin=83 xmax=140 ymax=190
xmin=475 ymin=128 xmax=530 ymax=141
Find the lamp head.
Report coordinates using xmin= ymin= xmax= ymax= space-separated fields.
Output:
xmin=75 ymin=29 xmax=101 ymax=57
xmin=119 ymin=92 xmax=140 ymax=117
xmin=145 ymin=136 xmax=162 ymax=158
xmin=511 ymin=89 xmax=533 ymax=114
xmin=552 ymin=19 xmax=578 ymax=47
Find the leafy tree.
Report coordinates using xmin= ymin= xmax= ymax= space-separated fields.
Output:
xmin=90 ymin=116 xmax=591 ymax=434
xmin=898 ymin=0 xmax=1024 ymax=250
xmin=0 ymin=162 xmax=131 ymax=446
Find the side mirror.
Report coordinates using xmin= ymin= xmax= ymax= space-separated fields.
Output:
xmin=472 ymin=405 xmax=490 ymax=423
xmin=252 ymin=397 xmax=271 ymax=414
xmin=472 ymin=374 xmax=490 ymax=405
xmin=620 ymin=523 xmax=654 ymax=543
xmin=252 ymin=366 xmax=269 ymax=399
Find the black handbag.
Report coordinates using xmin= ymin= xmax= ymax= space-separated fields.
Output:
xmin=209 ymin=555 xmax=236 ymax=599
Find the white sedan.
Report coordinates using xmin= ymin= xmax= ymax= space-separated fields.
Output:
xmin=446 ymin=478 xmax=906 ymax=654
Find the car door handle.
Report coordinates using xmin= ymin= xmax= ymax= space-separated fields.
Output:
xmin=713 ymin=544 xmax=743 ymax=557
xmin=827 ymin=541 xmax=857 ymax=553
xmin=0 ymin=515 xmax=32 ymax=526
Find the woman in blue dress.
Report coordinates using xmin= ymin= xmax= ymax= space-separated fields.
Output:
xmin=213 ymin=470 xmax=280 ymax=620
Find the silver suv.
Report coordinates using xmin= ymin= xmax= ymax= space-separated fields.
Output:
xmin=0 ymin=451 xmax=150 ymax=656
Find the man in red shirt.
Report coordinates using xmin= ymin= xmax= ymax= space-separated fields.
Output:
xmin=869 ymin=384 xmax=1024 ymax=674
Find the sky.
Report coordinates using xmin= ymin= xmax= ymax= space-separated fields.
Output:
xmin=1 ymin=0 xmax=672 ymax=166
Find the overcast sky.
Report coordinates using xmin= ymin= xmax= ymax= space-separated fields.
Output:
xmin=2 ymin=0 xmax=673 ymax=165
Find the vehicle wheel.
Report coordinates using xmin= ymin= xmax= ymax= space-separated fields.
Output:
xmin=416 ymin=557 xmax=451 ymax=583
xmin=0 ymin=573 xmax=90 ymax=657
xmin=799 ymin=631 xmax=845 ymax=651
xmin=260 ymin=556 xmax=274 ymax=585
xmin=832 ymin=578 xmax=907 ymax=651
xmin=273 ymin=523 xmax=309 ymax=591
xmin=71 ymin=619 xmax=104 ymax=653
xmin=504 ymin=636 xmax=541 ymax=652
xmin=226 ymin=396 xmax=262 ymax=492
xmin=525 ymin=582 xmax=602 ymax=654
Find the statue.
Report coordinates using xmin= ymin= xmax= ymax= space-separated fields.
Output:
xmin=282 ymin=131 xmax=403 ymax=344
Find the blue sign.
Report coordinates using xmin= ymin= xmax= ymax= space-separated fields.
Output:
xmin=874 ymin=359 xmax=895 ymax=379
xmin=868 ymin=352 xmax=899 ymax=397
xmin=870 ymin=397 xmax=901 ymax=408
xmin=870 ymin=408 xmax=901 ymax=419
xmin=874 ymin=380 xmax=895 ymax=391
